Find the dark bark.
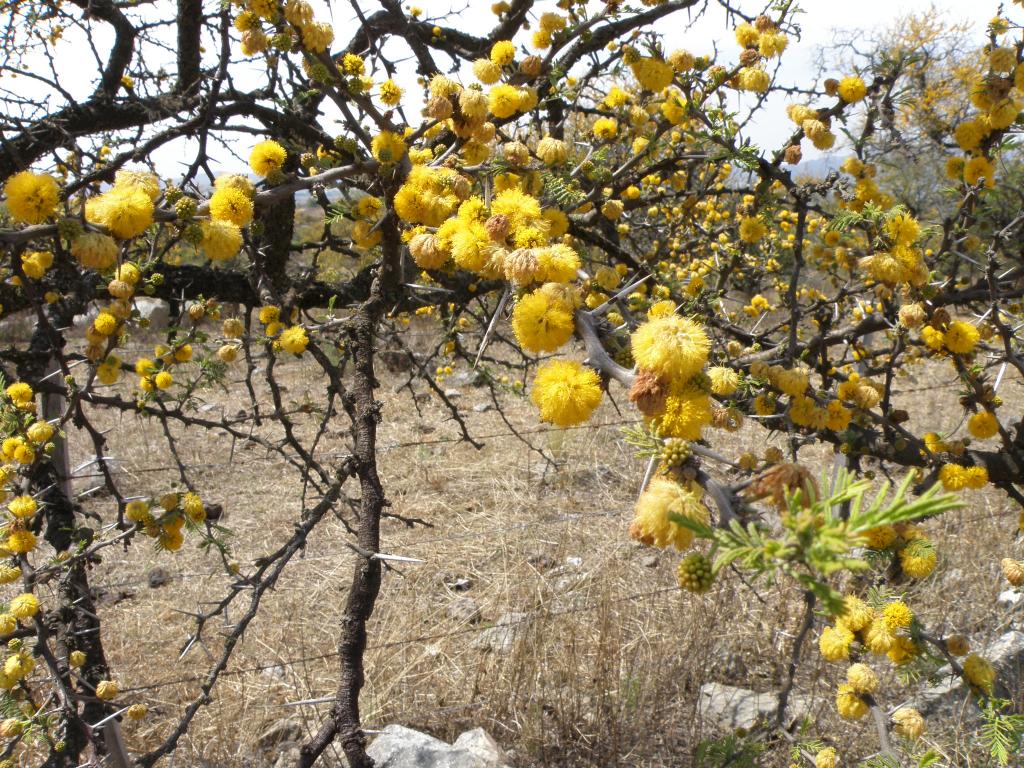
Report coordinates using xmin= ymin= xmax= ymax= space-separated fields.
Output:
xmin=297 ymin=197 xmax=403 ymax=768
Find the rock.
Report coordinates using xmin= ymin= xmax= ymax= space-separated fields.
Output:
xmin=699 ymin=682 xmax=813 ymax=731
xmin=525 ymin=549 xmax=556 ymax=571
xmin=435 ymin=572 xmax=472 ymax=592
xmin=271 ymin=741 xmax=301 ymax=768
xmin=450 ymin=370 xmax=487 ymax=388
xmin=452 ymin=728 xmax=507 ymax=765
xmin=472 ymin=612 xmax=528 ymax=654
xmin=565 ymin=556 xmax=583 ymax=568
xmin=472 ymin=403 xmax=492 ymax=413
xmin=147 ymin=567 xmax=170 ymax=588
xmin=640 ymin=555 xmax=659 ymax=568
xmin=257 ymin=719 xmax=301 ymax=750
xmin=997 ymin=589 xmax=1022 ymax=609
xmin=260 ymin=664 xmax=287 ymax=681
xmin=913 ymin=630 xmax=1024 ymax=718
xmin=447 ymin=597 xmax=482 ymax=624
xmin=443 ymin=388 xmax=463 ymax=399
xmin=367 ymin=724 xmax=510 ymax=768
xmin=134 ymin=298 xmax=170 ymax=331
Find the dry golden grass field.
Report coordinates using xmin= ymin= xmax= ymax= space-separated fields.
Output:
xmin=54 ymin=325 xmax=1024 ymax=767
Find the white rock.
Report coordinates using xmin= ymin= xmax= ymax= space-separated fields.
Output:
xmin=472 ymin=612 xmax=528 ymax=654
xmin=367 ymin=724 xmax=510 ymax=768
xmin=913 ymin=630 xmax=1024 ymax=718
xmin=699 ymin=682 xmax=813 ymax=731
xmin=134 ymin=298 xmax=170 ymax=330
xmin=997 ymin=589 xmax=1022 ymax=608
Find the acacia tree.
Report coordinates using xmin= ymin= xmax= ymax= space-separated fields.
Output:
xmin=1 ymin=0 xmax=1023 ymax=766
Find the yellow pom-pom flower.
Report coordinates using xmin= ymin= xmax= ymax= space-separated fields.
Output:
xmin=967 ymin=410 xmax=998 ymax=439
xmin=249 ymin=139 xmax=287 ymax=176
xmin=846 ymin=662 xmax=879 ymax=694
xmin=511 ymin=289 xmax=575 ymax=353
xmin=278 ymin=325 xmax=309 ymax=355
xmin=962 ymin=653 xmax=995 ymax=693
xmin=818 ymin=624 xmax=853 ymax=662
xmin=201 ymin=219 xmax=243 ymax=261
xmin=85 ymin=187 xmax=154 ymax=239
xmin=835 ymin=683 xmax=868 ymax=720
xmin=531 ymin=360 xmax=603 ymax=427
xmin=631 ymin=315 xmax=710 ymax=385
xmin=8 ymin=496 xmax=37 ymax=519
xmin=892 ymin=708 xmax=925 ymax=739
xmin=814 ymin=747 xmax=837 ymax=768
xmin=490 ymin=39 xmax=515 ymax=66
xmin=209 ymin=186 xmax=254 ymax=227
xmin=3 ymin=171 xmax=60 ymax=224
xmin=9 ymin=594 xmax=39 ymax=620
xmin=944 ymin=320 xmax=979 ymax=354
xmin=837 ymin=75 xmax=867 ymax=103
xmin=371 ymin=131 xmax=407 ymax=163
xmin=630 ymin=477 xmax=709 ymax=550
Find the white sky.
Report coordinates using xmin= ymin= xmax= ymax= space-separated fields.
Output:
xmin=6 ymin=0 xmax=999 ymax=175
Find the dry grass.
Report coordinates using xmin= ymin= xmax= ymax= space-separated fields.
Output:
xmin=49 ymin=334 xmax=1024 ymax=767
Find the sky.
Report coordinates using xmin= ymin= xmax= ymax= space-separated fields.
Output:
xmin=3 ymin=0 xmax=997 ymax=175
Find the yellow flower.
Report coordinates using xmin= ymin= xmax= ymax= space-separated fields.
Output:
xmin=592 ymin=117 xmax=618 ymax=140
xmin=511 ymin=289 xmax=574 ymax=353
xmin=630 ymin=477 xmax=709 ymax=550
xmin=490 ymin=187 xmax=541 ymax=232
xmin=8 ymin=496 xmax=37 ymax=519
xmin=835 ymin=683 xmax=868 ymax=720
xmin=85 ymin=187 xmax=154 ymax=239
xmin=490 ymin=39 xmax=515 ymax=66
xmin=531 ymin=360 xmax=602 ymax=427
xmin=3 ymin=171 xmax=60 ymax=224
xmin=892 ymin=708 xmax=925 ymax=739
xmin=899 ymin=538 xmax=937 ymax=578
xmin=738 ymin=67 xmax=770 ymax=93
xmin=631 ymin=315 xmax=710 ymax=385
xmin=71 ymin=232 xmax=119 ymax=270
xmin=200 ymin=219 xmax=243 ymax=261
xmin=536 ymin=136 xmax=569 ymax=166
xmin=962 ymin=653 xmax=995 ymax=693
xmin=488 ymin=84 xmax=521 ymax=119
xmin=882 ymin=601 xmax=913 ymax=630
xmin=630 ymin=57 xmax=674 ymax=91
xmin=379 ymin=79 xmax=403 ymax=105
xmin=818 ymin=624 xmax=853 ymax=662
xmin=6 ymin=530 xmax=36 ymax=554
xmin=738 ymin=216 xmax=766 ymax=243
xmin=837 ymin=75 xmax=867 ymax=103
xmin=655 ymin=383 xmax=712 ymax=441
xmin=535 ymin=244 xmax=580 ymax=284
xmin=473 ymin=58 xmax=502 ymax=84
xmin=182 ymin=492 xmax=205 ymax=523
xmin=846 ymin=662 xmax=879 ymax=694
xmin=114 ymin=170 xmax=160 ymax=201
xmin=838 ymin=595 xmax=873 ymax=631
xmin=278 ymin=325 xmax=309 ymax=354
xmin=93 ymin=311 xmax=119 ymax=336
xmin=944 ymin=320 xmax=979 ymax=354
xmin=210 ymin=186 xmax=254 ymax=227
xmin=95 ymin=680 xmax=119 ymax=701
xmin=154 ymin=371 xmax=173 ymax=390
xmin=814 ymin=747 xmax=837 ymax=768
xmin=249 ymin=139 xmax=287 ymax=176
xmin=371 ymin=131 xmax=407 ymax=163
xmin=9 ymin=593 xmax=39 ymax=620
xmin=963 ymin=155 xmax=995 ymax=187
xmin=707 ymin=366 xmax=739 ymax=396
